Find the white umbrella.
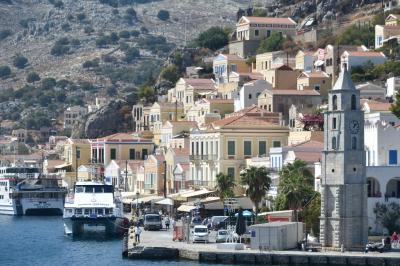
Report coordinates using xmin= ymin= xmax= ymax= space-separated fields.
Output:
xmin=155 ymin=198 xmax=174 ymax=206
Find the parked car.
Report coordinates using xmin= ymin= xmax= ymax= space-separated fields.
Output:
xmin=192 ymin=225 xmax=210 ymax=243
xmin=202 ymin=217 xmax=211 ymax=229
xmin=143 ymin=213 xmax=162 ymax=231
xmin=210 ymin=216 xmax=228 ymax=230
xmin=216 ymin=229 xmax=228 ymax=243
xmin=190 ymin=216 xmax=203 ymax=227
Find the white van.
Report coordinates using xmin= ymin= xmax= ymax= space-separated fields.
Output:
xmin=143 ymin=213 xmax=162 ymax=231
xmin=192 ymin=225 xmax=209 ymax=243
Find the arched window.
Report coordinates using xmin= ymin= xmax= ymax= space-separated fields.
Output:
xmin=332 ymin=95 xmax=338 ymax=110
xmin=351 ymin=94 xmax=356 ymax=110
xmin=332 ymin=136 xmax=337 ymax=150
xmin=351 ymin=136 xmax=357 ymax=150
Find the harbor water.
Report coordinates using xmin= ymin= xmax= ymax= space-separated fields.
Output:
xmin=0 ymin=215 xmax=224 ymax=266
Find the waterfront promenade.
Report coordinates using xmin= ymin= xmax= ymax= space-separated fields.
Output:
xmin=124 ymin=228 xmax=400 ymax=265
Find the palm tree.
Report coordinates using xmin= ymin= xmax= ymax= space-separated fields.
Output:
xmin=240 ymin=166 xmax=271 ymax=222
xmin=276 ymin=159 xmax=314 ymax=211
xmin=215 ymin=173 xmax=235 ymax=204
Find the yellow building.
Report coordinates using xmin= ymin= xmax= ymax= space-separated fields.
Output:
xmin=148 ymin=102 xmax=184 ymax=145
xmin=186 ymin=98 xmax=234 ymax=126
xmin=189 ymin=106 xmax=289 ymax=189
xmin=89 ymin=133 xmax=155 ymax=167
xmin=297 ymin=71 xmax=332 ymax=98
xmin=164 ymin=146 xmax=189 ymax=194
xmin=160 ymin=121 xmax=197 ymax=149
xmin=143 ymin=154 xmax=165 ymax=195
xmin=295 ymin=50 xmax=315 ymax=71
xmin=263 ymin=65 xmax=298 ymax=89
xmin=168 ymin=78 xmax=216 ymax=113
xmin=60 ymin=138 xmax=91 ymax=187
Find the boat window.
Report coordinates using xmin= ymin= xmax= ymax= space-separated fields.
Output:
xmin=75 ymin=186 xmax=84 ymax=193
xmin=97 ymin=208 xmax=104 ymax=215
xmin=76 ymin=208 xmax=82 ymax=215
xmin=84 ymin=209 xmax=91 ymax=215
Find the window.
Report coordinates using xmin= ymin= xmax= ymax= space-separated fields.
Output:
xmin=351 ymin=94 xmax=356 ymax=110
xmin=231 ymin=64 xmax=237 ymax=72
xmin=142 ymin=149 xmax=148 ymax=160
xmin=332 ymin=95 xmax=338 ymax=110
xmin=332 ymin=118 xmax=337 ymax=129
xmin=110 ymin=148 xmax=116 ymax=160
xmin=332 ymin=137 xmax=337 ymax=150
xmin=314 ymin=85 xmax=320 ymax=91
xmin=227 ymin=167 xmax=235 ymax=178
xmin=389 ymin=150 xmax=398 ymax=165
xmin=129 ymin=149 xmax=136 ymax=160
xmin=351 ymin=136 xmax=357 ymax=150
xmin=244 ymin=141 xmax=252 ymax=156
xmin=272 ymin=141 xmax=281 ymax=148
xmin=259 ymin=141 xmax=266 ymax=157
xmin=255 ymin=29 xmax=259 ymax=36
xmin=227 ymin=141 xmax=235 ymax=156
xmin=248 ymin=93 xmax=252 ymax=99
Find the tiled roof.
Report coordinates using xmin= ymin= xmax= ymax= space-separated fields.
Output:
xmin=361 ymin=99 xmax=392 ymax=111
xmin=183 ymin=78 xmax=215 ymax=86
xmin=172 ymin=146 xmax=190 ymax=156
xmin=70 ymin=139 xmax=90 ymax=144
xmin=268 ymin=89 xmax=320 ymax=96
xmin=292 ymin=140 xmax=323 ymax=149
xmin=300 ymin=71 xmax=329 ymax=78
xmin=211 ymin=112 xmax=281 ymax=128
xmin=243 ymin=16 xmax=297 ymax=25
xmin=294 ymin=152 xmax=321 ymax=163
xmin=236 ymin=72 xmax=264 ymax=80
xmin=347 ymin=51 xmax=386 ymax=57
xmin=96 ymin=133 xmax=151 ymax=142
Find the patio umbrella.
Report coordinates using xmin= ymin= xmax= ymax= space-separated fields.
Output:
xmin=235 ymin=210 xmax=252 ymax=217
xmin=235 ymin=208 xmax=246 ymax=242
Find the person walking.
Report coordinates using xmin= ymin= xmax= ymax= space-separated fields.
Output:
xmin=392 ymin=231 xmax=399 ymax=248
xmin=165 ymin=216 xmax=170 ymax=230
xmin=134 ymin=225 xmax=142 ymax=244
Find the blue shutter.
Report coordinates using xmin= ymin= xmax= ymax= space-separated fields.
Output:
xmin=389 ymin=150 xmax=398 ymax=165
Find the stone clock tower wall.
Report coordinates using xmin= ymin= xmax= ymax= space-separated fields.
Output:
xmin=320 ymin=69 xmax=368 ymax=250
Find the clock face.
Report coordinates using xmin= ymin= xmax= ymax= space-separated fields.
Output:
xmin=349 ymin=120 xmax=360 ymax=134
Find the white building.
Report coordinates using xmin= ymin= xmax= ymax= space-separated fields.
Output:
xmin=386 ymin=76 xmax=400 ymax=98
xmin=64 ymin=106 xmax=87 ymax=130
xmin=341 ymin=50 xmax=387 ymax=71
xmin=233 ymin=79 xmax=272 ymax=111
xmin=355 ymin=82 xmax=386 ymax=100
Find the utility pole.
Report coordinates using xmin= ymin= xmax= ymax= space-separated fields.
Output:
xmin=75 ymin=146 xmax=80 ymax=182
xmin=125 ymin=160 xmax=128 ymax=191
xmin=163 ymin=160 xmax=167 ymax=198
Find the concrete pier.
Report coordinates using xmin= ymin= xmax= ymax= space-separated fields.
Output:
xmin=123 ymin=228 xmax=400 ymax=265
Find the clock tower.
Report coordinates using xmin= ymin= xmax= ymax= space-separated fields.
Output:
xmin=319 ymin=68 xmax=368 ymax=250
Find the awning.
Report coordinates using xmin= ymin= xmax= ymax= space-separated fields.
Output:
xmin=54 ymin=163 xmax=72 ymax=169
xmin=177 ymin=205 xmax=196 ymax=212
xmin=155 ymin=198 xmax=174 ymax=206
xmin=131 ymin=195 xmax=163 ymax=205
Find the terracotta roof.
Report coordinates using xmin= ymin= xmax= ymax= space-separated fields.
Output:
xmin=96 ymin=133 xmax=151 ymax=142
xmin=361 ymin=99 xmax=392 ymax=111
xmin=276 ymin=65 xmax=293 ymax=71
xmin=183 ymin=78 xmax=215 ymax=86
xmin=206 ymin=99 xmax=234 ymax=104
xmin=211 ymin=112 xmax=281 ymax=128
xmin=269 ymin=89 xmax=320 ymax=96
xmin=300 ymin=71 xmax=329 ymax=78
xmin=243 ymin=16 xmax=297 ymax=25
xmin=172 ymin=146 xmax=189 ymax=156
xmin=294 ymin=152 xmax=321 ymax=163
xmin=347 ymin=51 xmax=386 ymax=57
xmin=292 ymin=140 xmax=323 ymax=149
xmin=237 ymin=72 xmax=264 ymax=80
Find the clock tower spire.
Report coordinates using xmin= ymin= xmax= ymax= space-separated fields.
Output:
xmin=319 ymin=68 xmax=368 ymax=250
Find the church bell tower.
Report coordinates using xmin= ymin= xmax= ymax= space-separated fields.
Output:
xmin=319 ymin=68 xmax=368 ymax=250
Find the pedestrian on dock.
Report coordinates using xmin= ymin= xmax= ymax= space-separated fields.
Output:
xmin=134 ymin=225 xmax=142 ymax=243
xmin=165 ymin=216 xmax=170 ymax=230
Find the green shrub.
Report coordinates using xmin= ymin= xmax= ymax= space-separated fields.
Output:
xmin=124 ymin=47 xmax=140 ymax=63
xmin=195 ymin=26 xmax=228 ymax=50
xmin=51 ymin=39 xmax=70 ymax=56
xmin=70 ymin=38 xmax=80 ymax=46
xmin=84 ymin=26 xmax=94 ymax=34
xmin=53 ymin=0 xmax=64 ymax=8
xmin=82 ymin=59 xmax=99 ymax=68
xmin=140 ymin=26 xmax=148 ymax=34
xmin=13 ymin=54 xmax=28 ymax=69
xmin=61 ymin=23 xmax=71 ymax=32
xmin=160 ymin=65 xmax=180 ymax=84
xmin=0 ymin=65 xmax=11 ymax=79
xmin=41 ymin=77 xmax=57 ymax=90
xmin=157 ymin=10 xmax=170 ymax=21
xmin=130 ymin=30 xmax=140 ymax=37
xmin=119 ymin=30 xmax=131 ymax=39
xmin=26 ymin=72 xmax=40 ymax=83
xmin=257 ymin=32 xmax=284 ymax=53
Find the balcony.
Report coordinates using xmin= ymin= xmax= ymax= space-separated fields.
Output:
xmin=189 ymin=154 xmax=218 ymax=162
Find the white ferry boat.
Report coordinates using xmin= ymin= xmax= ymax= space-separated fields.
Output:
xmin=0 ymin=166 xmax=66 ymax=215
xmin=63 ymin=181 xmax=129 ymax=236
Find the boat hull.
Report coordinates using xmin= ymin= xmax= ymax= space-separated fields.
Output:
xmin=0 ymin=203 xmax=16 ymax=215
xmin=64 ymin=216 xmax=129 ymax=237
